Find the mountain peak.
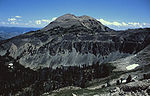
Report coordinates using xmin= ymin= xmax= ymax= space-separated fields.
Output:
xmin=55 ymin=14 xmax=77 ymax=21
xmin=41 ymin=14 xmax=111 ymax=31
xmin=78 ymin=15 xmax=95 ymax=20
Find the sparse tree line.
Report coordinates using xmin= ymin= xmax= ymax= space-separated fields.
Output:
xmin=0 ymin=53 xmax=115 ymax=96
xmin=1 ymin=53 xmax=150 ymax=96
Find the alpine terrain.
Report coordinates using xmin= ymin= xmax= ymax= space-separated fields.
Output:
xmin=0 ymin=14 xmax=150 ymax=96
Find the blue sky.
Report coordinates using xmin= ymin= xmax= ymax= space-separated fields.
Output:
xmin=0 ymin=0 xmax=150 ymax=30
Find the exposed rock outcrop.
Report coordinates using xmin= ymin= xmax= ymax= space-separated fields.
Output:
xmin=0 ymin=14 xmax=150 ymax=69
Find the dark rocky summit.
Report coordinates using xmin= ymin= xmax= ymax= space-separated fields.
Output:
xmin=42 ymin=14 xmax=112 ymax=31
xmin=0 ymin=14 xmax=150 ymax=96
xmin=0 ymin=14 xmax=150 ymax=69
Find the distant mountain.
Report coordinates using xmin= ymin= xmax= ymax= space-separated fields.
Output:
xmin=0 ymin=36 xmax=5 ymax=41
xmin=0 ymin=14 xmax=150 ymax=96
xmin=0 ymin=26 xmax=40 ymax=39
xmin=0 ymin=14 xmax=149 ymax=69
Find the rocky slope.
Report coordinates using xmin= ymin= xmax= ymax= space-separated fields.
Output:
xmin=40 ymin=45 xmax=150 ymax=96
xmin=0 ymin=14 xmax=150 ymax=69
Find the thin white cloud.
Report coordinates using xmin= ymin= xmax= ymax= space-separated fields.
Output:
xmin=0 ymin=22 xmax=9 ymax=25
xmin=1 ymin=22 xmax=6 ymax=24
xmin=98 ymin=19 xmax=125 ymax=26
xmin=10 ymin=21 xmax=19 ymax=24
xmin=122 ymin=22 xmax=128 ymax=26
xmin=15 ymin=16 xmax=22 ymax=18
xmin=35 ymin=20 xmax=42 ymax=25
xmin=112 ymin=22 xmax=122 ymax=26
xmin=7 ymin=16 xmax=22 ymax=22
xmin=128 ymin=22 xmax=141 ymax=27
xmin=41 ymin=19 xmax=51 ymax=23
xmin=97 ymin=18 xmax=150 ymax=28
xmin=35 ymin=17 xmax=57 ymax=25
xmin=8 ymin=18 xmax=16 ymax=21
xmin=98 ymin=19 xmax=112 ymax=25
xmin=52 ymin=17 xmax=57 ymax=21
xmin=3 ymin=16 xmax=149 ymax=29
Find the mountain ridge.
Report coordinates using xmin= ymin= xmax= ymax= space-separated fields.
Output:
xmin=0 ymin=14 xmax=150 ymax=69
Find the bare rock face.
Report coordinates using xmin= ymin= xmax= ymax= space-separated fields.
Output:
xmin=0 ymin=14 xmax=150 ymax=69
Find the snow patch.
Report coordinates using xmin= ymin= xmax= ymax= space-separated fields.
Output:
xmin=93 ymin=95 xmax=99 ymax=96
xmin=8 ymin=63 xmax=13 ymax=68
xmin=111 ymin=54 xmax=138 ymax=71
xmin=122 ymin=80 xmax=126 ymax=83
xmin=126 ymin=64 xmax=139 ymax=70
xmin=9 ymin=63 xmax=13 ymax=66
xmin=72 ymin=93 xmax=77 ymax=96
